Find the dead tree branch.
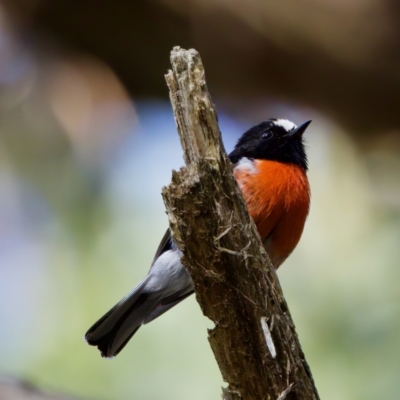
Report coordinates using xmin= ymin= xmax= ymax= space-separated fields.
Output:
xmin=163 ymin=46 xmax=319 ymax=400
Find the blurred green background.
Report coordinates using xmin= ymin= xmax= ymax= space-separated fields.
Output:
xmin=0 ymin=1 xmax=399 ymax=399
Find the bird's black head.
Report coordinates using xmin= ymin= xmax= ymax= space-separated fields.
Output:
xmin=229 ymin=119 xmax=311 ymax=170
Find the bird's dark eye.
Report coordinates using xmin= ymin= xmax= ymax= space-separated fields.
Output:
xmin=262 ymin=132 xmax=273 ymax=140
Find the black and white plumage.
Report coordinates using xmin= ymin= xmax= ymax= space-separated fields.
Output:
xmin=85 ymin=118 xmax=311 ymax=358
xmin=85 ymin=230 xmax=192 ymax=358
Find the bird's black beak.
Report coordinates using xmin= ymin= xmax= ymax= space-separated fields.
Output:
xmin=289 ymin=120 xmax=312 ymax=138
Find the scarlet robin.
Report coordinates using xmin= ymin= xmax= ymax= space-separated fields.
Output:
xmin=85 ymin=118 xmax=311 ymax=358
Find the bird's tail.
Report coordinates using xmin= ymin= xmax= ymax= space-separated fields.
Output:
xmin=85 ymin=279 xmax=162 ymax=358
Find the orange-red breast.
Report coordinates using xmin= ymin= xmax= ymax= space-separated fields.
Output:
xmin=85 ymin=118 xmax=311 ymax=358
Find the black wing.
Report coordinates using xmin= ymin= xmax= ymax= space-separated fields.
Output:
xmin=150 ymin=228 xmax=173 ymax=268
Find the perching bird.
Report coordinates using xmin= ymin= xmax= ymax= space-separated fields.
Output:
xmin=85 ymin=118 xmax=311 ymax=358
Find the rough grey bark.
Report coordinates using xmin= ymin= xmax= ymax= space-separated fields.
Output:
xmin=163 ymin=47 xmax=320 ymax=400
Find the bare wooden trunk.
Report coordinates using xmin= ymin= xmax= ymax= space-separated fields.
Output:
xmin=163 ymin=47 xmax=320 ymax=400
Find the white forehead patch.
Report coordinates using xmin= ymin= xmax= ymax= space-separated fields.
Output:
xmin=234 ymin=157 xmax=258 ymax=174
xmin=274 ymin=119 xmax=297 ymax=132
